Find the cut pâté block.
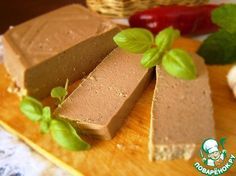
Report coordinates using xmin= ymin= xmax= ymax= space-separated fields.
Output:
xmin=55 ymin=48 xmax=153 ymax=140
xmin=3 ymin=4 xmax=119 ymax=99
xmin=149 ymin=54 xmax=215 ymax=161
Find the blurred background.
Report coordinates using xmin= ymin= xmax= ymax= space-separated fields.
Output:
xmin=0 ymin=0 xmax=86 ymax=34
xmin=0 ymin=0 xmax=227 ymax=34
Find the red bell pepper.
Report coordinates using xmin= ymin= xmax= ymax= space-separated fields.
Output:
xmin=129 ymin=5 xmax=220 ymax=35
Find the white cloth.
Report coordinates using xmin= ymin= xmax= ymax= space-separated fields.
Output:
xmin=0 ymin=37 xmax=68 ymax=176
xmin=0 ymin=127 xmax=69 ymax=176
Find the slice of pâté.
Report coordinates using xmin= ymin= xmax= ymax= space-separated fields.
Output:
xmin=3 ymin=4 xmax=119 ymax=99
xmin=149 ymin=54 xmax=215 ymax=160
xmin=55 ymin=48 xmax=153 ymax=140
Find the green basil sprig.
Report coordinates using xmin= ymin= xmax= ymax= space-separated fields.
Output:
xmin=162 ymin=49 xmax=196 ymax=80
xmin=141 ymin=48 xmax=162 ymax=68
xmin=113 ymin=28 xmax=154 ymax=53
xmin=40 ymin=106 xmax=51 ymax=133
xmin=113 ymin=27 xmax=196 ymax=80
xmin=212 ymin=4 xmax=236 ymax=34
xmin=155 ymin=27 xmax=180 ymax=51
xmin=51 ymin=79 xmax=69 ymax=104
xmin=20 ymin=96 xmax=43 ymax=121
xmin=198 ymin=30 xmax=236 ymax=64
xmin=20 ymin=80 xmax=90 ymax=151
xmin=50 ymin=119 xmax=90 ymax=150
xmin=198 ymin=4 xmax=236 ymax=64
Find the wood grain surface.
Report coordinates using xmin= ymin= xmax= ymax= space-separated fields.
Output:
xmin=0 ymin=38 xmax=236 ymax=176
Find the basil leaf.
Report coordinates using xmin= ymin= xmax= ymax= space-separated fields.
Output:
xmin=197 ymin=30 xmax=236 ymax=64
xmin=42 ymin=106 xmax=51 ymax=121
xmin=51 ymin=87 xmax=68 ymax=103
xmin=40 ymin=120 xmax=50 ymax=134
xmin=50 ymin=119 xmax=90 ymax=151
xmin=155 ymin=27 xmax=180 ymax=51
xmin=113 ymin=28 xmax=154 ymax=53
xmin=141 ymin=48 xmax=162 ymax=68
xmin=40 ymin=106 xmax=51 ymax=133
xmin=20 ymin=96 xmax=43 ymax=121
xmin=162 ymin=49 xmax=196 ymax=80
xmin=212 ymin=4 xmax=236 ymax=33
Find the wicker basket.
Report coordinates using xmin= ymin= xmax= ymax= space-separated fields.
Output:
xmin=86 ymin=0 xmax=209 ymax=17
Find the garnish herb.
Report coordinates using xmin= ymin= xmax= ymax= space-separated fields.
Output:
xmin=20 ymin=96 xmax=43 ymax=121
xmin=155 ymin=27 xmax=180 ymax=51
xmin=50 ymin=119 xmax=90 ymax=150
xmin=162 ymin=49 xmax=196 ymax=80
xmin=51 ymin=79 xmax=69 ymax=104
xmin=141 ymin=48 xmax=162 ymax=68
xmin=212 ymin=4 xmax=236 ymax=34
xmin=40 ymin=106 xmax=51 ymax=134
xmin=40 ymin=119 xmax=50 ymax=134
xmin=198 ymin=30 xmax=236 ymax=64
xmin=114 ymin=27 xmax=197 ymax=80
xmin=113 ymin=28 xmax=154 ymax=53
xmin=198 ymin=4 xmax=236 ymax=64
xmin=20 ymin=80 xmax=90 ymax=151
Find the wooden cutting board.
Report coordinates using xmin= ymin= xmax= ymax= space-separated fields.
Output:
xmin=0 ymin=38 xmax=236 ymax=176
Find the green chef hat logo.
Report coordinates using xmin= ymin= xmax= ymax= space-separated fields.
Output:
xmin=202 ymin=138 xmax=219 ymax=154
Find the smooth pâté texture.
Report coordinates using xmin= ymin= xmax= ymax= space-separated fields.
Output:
xmin=149 ymin=54 xmax=215 ymax=160
xmin=55 ymin=48 xmax=153 ymax=140
xmin=3 ymin=4 xmax=119 ymax=99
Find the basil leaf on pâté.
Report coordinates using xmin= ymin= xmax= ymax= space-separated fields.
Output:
xmin=113 ymin=28 xmax=154 ymax=53
xmin=155 ymin=27 xmax=180 ymax=52
xmin=141 ymin=48 xmax=162 ymax=68
xmin=51 ymin=79 xmax=69 ymax=103
xmin=20 ymin=96 xmax=43 ymax=121
xmin=212 ymin=4 xmax=236 ymax=34
xmin=50 ymin=119 xmax=90 ymax=151
xmin=113 ymin=27 xmax=196 ymax=79
xmin=162 ymin=49 xmax=197 ymax=80
xmin=197 ymin=30 xmax=236 ymax=64
xmin=51 ymin=87 xmax=68 ymax=103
